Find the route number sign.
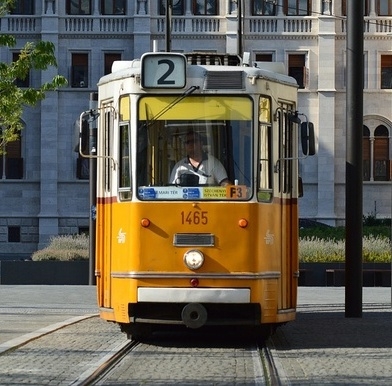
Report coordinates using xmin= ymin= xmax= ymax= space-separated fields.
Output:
xmin=141 ymin=53 xmax=187 ymax=89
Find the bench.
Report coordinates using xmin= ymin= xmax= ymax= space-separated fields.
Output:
xmin=326 ymin=269 xmax=391 ymax=287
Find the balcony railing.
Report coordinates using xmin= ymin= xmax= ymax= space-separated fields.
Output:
xmin=340 ymin=17 xmax=392 ymax=34
xmin=63 ymin=16 xmax=131 ymax=33
xmin=0 ymin=16 xmax=39 ymax=33
xmin=248 ymin=16 xmax=315 ymax=34
xmin=153 ymin=16 xmax=224 ymax=34
xmin=1 ymin=14 xmax=391 ymax=36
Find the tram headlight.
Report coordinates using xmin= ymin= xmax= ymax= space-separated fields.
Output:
xmin=183 ymin=249 xmax=204 ymax=270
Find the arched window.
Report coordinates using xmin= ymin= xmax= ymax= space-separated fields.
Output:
xmin=374 ymin=125 xmax=389 ymax=181
xmin=1 ymin=132 xmax=23 ymax=179
xmin=363 ymin=126 xmax=370 ymax=181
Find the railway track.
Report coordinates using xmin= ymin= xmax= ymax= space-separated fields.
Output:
xmin=72 ymin=328 xmax=282 ymax=385
xmin=0 ymin=318 xmax=283 ymax=385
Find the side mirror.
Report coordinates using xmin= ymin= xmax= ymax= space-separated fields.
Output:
xmin=301 ymin=122 xmax=316 ymax=156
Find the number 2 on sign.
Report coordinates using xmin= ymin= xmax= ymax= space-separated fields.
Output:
xmin=181 ymin=211 xmax=208 ymax=225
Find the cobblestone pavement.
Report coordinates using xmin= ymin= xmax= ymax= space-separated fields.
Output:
xmin=269 ymin=287 xmax=392 ymax=385
xmin=97 ymin=334 xmax=265 ymax=385
xmin=0 ymin=285 xmax=97 ymax=344
xmin=1 ymin=286 xmax=392 ymax=385
xmin=0 ymin=317 xmax=127 ymax=385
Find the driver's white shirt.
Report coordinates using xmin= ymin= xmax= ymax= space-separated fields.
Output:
xmin=170 ymin=154 xmax=228 ymax=185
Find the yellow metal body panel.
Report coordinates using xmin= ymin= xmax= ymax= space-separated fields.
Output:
xmin=96 ymin=199 xmax=298 ymax=325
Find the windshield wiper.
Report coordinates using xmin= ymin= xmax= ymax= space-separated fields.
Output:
xmin=144 ymin=85 xmax=200 ymax=128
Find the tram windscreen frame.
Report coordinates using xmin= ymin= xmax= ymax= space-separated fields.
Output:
xmin=136 ymin=95 xmax=253 ymax=201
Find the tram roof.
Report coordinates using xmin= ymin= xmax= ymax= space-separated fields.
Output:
xmin=98 ymin=53 xmax=298 ymax=89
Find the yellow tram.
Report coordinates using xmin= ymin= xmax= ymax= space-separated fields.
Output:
xmin=81 ymin=52 xmax=315 ymax=339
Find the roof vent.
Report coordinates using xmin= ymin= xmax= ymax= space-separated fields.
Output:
xmin=204 ymin=71 xmax=244 ymax=90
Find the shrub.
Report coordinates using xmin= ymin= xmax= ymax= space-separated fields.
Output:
xmin=31 ymin=234 xmax=89 ymax=261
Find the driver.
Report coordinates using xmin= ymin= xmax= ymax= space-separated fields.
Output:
xmin=170 ymin=131 xmax=229 ymax=186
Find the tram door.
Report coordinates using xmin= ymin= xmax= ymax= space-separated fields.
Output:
xmin=96 ymin=106 xmax=114 ymax=310
xmin=278 ymin=106 xmax=297 ymax=310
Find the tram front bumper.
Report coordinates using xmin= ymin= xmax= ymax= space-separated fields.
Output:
xmin=137 ymin=287 xmax=250 ymax=303
xmin=129 ymin=287 xmax=261 ymax=327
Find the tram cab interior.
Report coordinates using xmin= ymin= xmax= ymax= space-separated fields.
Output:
xmin=134 ymin=95 xmax=272 ymax=201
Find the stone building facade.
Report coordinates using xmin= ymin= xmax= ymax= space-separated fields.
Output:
xmin=0 ymin=0 xmax=391 ymax=257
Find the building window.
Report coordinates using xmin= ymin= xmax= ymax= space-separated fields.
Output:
xmin=255 ymin=53 xmax=273 ymax=62
xmin=377 ymin=0 xmax=392 ymax=15
xmin=71 ymin=53 xmax=88 ymax=88
xmin=13 ymin=52 xmax=30 ymax=88
xmin=66 ymin=0 xmax=91 ymax=15
xmin=160 ymin=0 xmax=185 ymax=15
xmin=363 ymin=125 xmax=391 ymax=181
xmin=342 ymin=0 xmax=369 ymax=16
xmin=101 ymin=0 xmax=126 ymax=15
xmin=381 ymin=55 xmax=392 ymax=89
xmin=252 ymin=0 xmax=276 ymax=15
xmin=288 ymin=54 xmax=307 ymax=89
xmin=284 ymin=0 xmax=311 ymax=15
xmin=10 ymin=0 xmax=34 ymax=14
xmin=8 ymin=226 xmax=21 ymax=242
xmin=374 ymin=126 xmax=390 ymax=181
xmin=0 ymin=133 xmax=23 ymax=179
xmin=193 ymin=0 xmax=218 ymax=15
xmin=79 ymin=226 xmax=89 ymax=235
xmin=104 ymin=53 xmax=121 ymax=75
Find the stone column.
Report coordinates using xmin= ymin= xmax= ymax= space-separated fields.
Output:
xmin=370 ymin=137 xmax=375 ymax=181
xmin=39 ymin=9 xmax=60 ymax=247
xmin=316 ymin=15 xmax=337 ymax=224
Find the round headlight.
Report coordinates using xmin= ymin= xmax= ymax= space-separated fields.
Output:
xmin=183 ymin=249 xmax=204 ymax=270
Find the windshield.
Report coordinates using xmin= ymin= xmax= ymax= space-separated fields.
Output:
xmin=137 ymin=95 xmax=253 ymax=201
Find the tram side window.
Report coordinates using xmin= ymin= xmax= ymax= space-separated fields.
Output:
xmin=119 ymin=124 xmax=131 ymax=200
xmin=277 ymin=105 xmax=294 ymax=194
xmin=104 ymin=111 xmax=112 ymax=192
xmin=258 ymin=97 xmax=272 ymax=202
xmin=118 ymin=96 xmax=131 ymax=199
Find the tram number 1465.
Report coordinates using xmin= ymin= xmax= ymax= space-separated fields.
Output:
xmin=181 ymin=211 xmax=208 ymax=225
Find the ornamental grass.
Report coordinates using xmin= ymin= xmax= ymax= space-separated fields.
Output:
xmin=299 ymin=234 xmax=391 ymax=263
xmin=31 ymin=234 xmax=89 ymax=261
xmin=31 ymin=230 xmax=391 ymax=263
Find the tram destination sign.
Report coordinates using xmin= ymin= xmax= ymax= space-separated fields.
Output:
xmin=141 ymin=53 xmax=187 ymax=89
